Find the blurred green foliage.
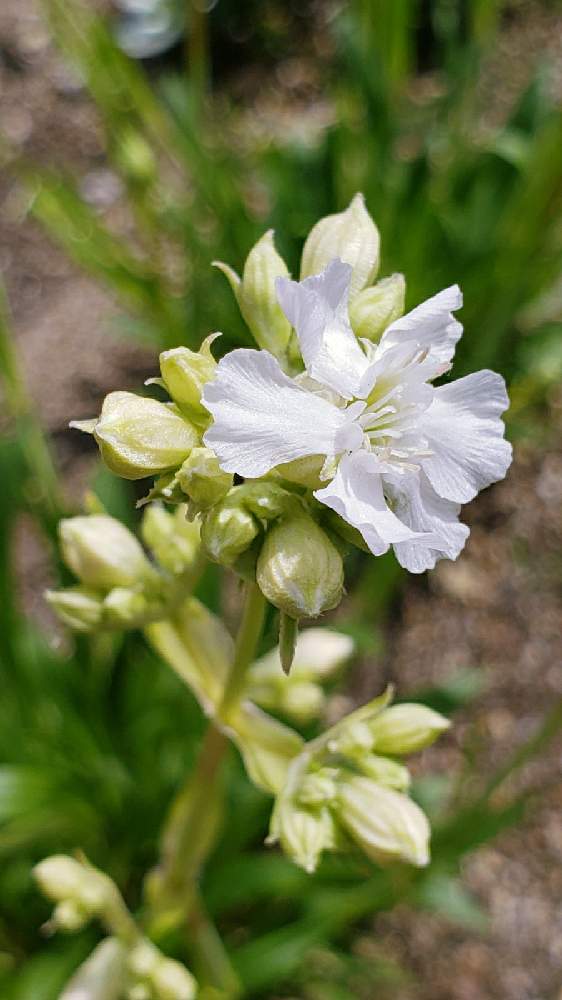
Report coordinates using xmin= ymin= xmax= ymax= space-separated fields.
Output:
xmin=1 ymin=0 xmax=562 ymax=996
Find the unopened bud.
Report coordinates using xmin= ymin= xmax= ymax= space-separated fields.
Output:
xmin=103 ymin=587 xmax=149 ymax=628
xmin=45 ymin=586 xmax=104 ymax=632
xmin=177 ymin=446 xmax=232 ymax=509
xmin=357 ymin=754 xmax=411 ymax=791
xmin=159 ymin=334 xmax=218 ymax=424
xmin=52 ymin=900 xmax=90 ymax=932
xmin=369 ymin=704 xmax=450 ymax=755
xmin=256 ymin=517 xmax=344 ymax=619
xmin=34 ymin=856 xmax=88 ymax=903
xmin=296 ymin=769 xmax=338 ymax=807
xmin=336 ymin=776 xmax=430 ymax=867
xmin=60 ymin=937 xmax=127 ymax=1000
xmin=141 ymin=504 xmax=200 ymax=575
xmin=34 ymin=855 xmax=110 ymax=925
xmin=349 ymin=273 xmax=406 ymax=341
xmin=300 ymin=194 xmax=380 ymax=298
xmin=269 ymin=801 xmax=336 ymax=874
xmin=74 ymin=391 xmax=199 ymax=481
xmin=151 ymin=958 xmax=197 ymax=1000
xmin=200 ymin=499 xmax=259 ymax=566
xmin=281 ymin=681 xmax=325 ymax=724
xmin=215 ymin=231 xmax=291 ymax=357
xmin=59 ymin=515 xmax=152 ymax=591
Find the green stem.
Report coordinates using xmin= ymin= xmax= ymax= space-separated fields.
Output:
xmin=147 ymin=583 xmax=266 ymax=993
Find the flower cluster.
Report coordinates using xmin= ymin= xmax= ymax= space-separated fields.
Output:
xmin=269 ymin=689 xmax=450 ymax=872
xmin=72 ymin=194 xmax=511 ymax=628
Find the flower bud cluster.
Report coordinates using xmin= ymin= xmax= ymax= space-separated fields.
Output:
xmin=248 ymin=627 xmax=354 ymax=724
xmin=47 ymin=507 xmax=202 ymax=634
xmin=34 ymin=856 xmax=196 ymax=1000
xmin=268 ymin=691 xmax=450 ymax=873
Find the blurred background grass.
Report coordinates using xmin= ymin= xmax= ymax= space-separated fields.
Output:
xmin=1 ymin=1 xmax=562 ymax=997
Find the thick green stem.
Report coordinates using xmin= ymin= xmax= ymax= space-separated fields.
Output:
xmin=147 ymin=583 xmax=266 ymax=993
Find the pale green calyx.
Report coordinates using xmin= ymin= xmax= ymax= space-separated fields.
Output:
xmin=200 ymin=499 xmax=259 ymax=567
xmin=336 ymin=775 xmax=430 ymax=867
xmin=177 ymin=446 xmax=233 ymax=509
xmin=349 ymin=273 xmax=406 ymax=341
xmin=256 ymin=516 xmax=344 ymax=619
xmin=45 ymin=586 xmax=104 ymax=632
xmin=300 ymin=193 xmax=380 ymax=298
xmin=33 ymin=855 xmax=114 ymax=929
xmin=128 ymin=941 xmax=196 ymax=1000
xmin=159 ymin=334 xmax=218 ymax=424
xmin=369 ymin=703 xmax=451 ymax=755
xmin=72 ymin=391 xmax=199 ymax=481
xmin=59 ymin=515 xmax=153 ymax=590
xmin=214 ymin=230 xmax=292 ymax=357
xmin=268 ymin=799 xmax=337 ymax=874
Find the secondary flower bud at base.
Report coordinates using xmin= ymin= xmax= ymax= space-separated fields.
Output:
xmin=177 ymin=447 xmax=233 ymax=509
xmin=59 ymin=515 xmax=153 ymax=590
xmin=74 ymin=391 xmax=199 ymax=481
xmin=256 ymin=516 xmax=344 ymax=619
xmin=159 ymin=334 xmax=218 ymax=424
xmin=349 ymin=273 xmax=406 ymax=341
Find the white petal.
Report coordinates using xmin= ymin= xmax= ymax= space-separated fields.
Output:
xmin=420 ymin=370 xmax=512 ymax=503
xmin=202 ymin=349 xmax=362 ymax=478
xmin=276 ymin=259 xmax=370 ymax=399
xmin=314 ymin=451 xmax=436 ymax=557
xmin=386 ymin=471 xmax=470 ymax=573
xmin=378 ymin=285 xmax=463 ymax=372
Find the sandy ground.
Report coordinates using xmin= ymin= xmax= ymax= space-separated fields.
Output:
xmin=1 ymin=2 xmax=562 ymax=998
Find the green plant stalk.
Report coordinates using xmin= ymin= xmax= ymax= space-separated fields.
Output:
xmin=146 ymin=583 xmax=266 ymax=992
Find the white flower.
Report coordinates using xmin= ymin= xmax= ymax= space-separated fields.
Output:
xmin=202 ymin=259 xmax=512 ymax=572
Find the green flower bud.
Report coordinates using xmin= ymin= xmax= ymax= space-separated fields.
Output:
xmin=300 ymin=193 xmax=380 ymax=298
xmin=60 ymin=938 xmax=127 ymax=1000
xmin=256 ymin=517 xmax=344 ymax=619
xmin=200 ymin=501 xmax=259 ymax=566
xmin=280 ymin=681 xmax=325 ymax=725
xmin=215 ymin=231 xmax=291 ymax=357
xmin=74 ymin=391 xmax=199 ymax=481
xmin=357 ymin=754 xmax=411 ymax=791
xmin=45 ymin=586 xmax=104 ymax=633
xmin=177 ymin=446 xmax=233 ymax=509
xmin=151 ymin=958 xmax=197 ymax=1000
xmin=59 ymin=515 xmax=153 ymax=591
xmin=349 ymin=274 xmax=406 ymax=342
xmin=296 ymin=769 xmax=338 ymax=807
xmin=159 ymin=334 xmax=218 ymax=423
xmin=336 ymin=776 xmax=430 ymax=867
xmin=52 ymin=900 xmax=90 ymax=932
xmin=141 ymin=504 xmax=200 ymax=575
xmin=103 ymin=587 xmax=149 ymax=628
xmin=269 ymin=800 xmax=336 ymax=874
xmin=369 ymin=704 xmax=451 ymax=756
xmin=129 ymin=942 xmax=196 ymax=1000
xmin=33 ymin=855 xmax=111 ymax=925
